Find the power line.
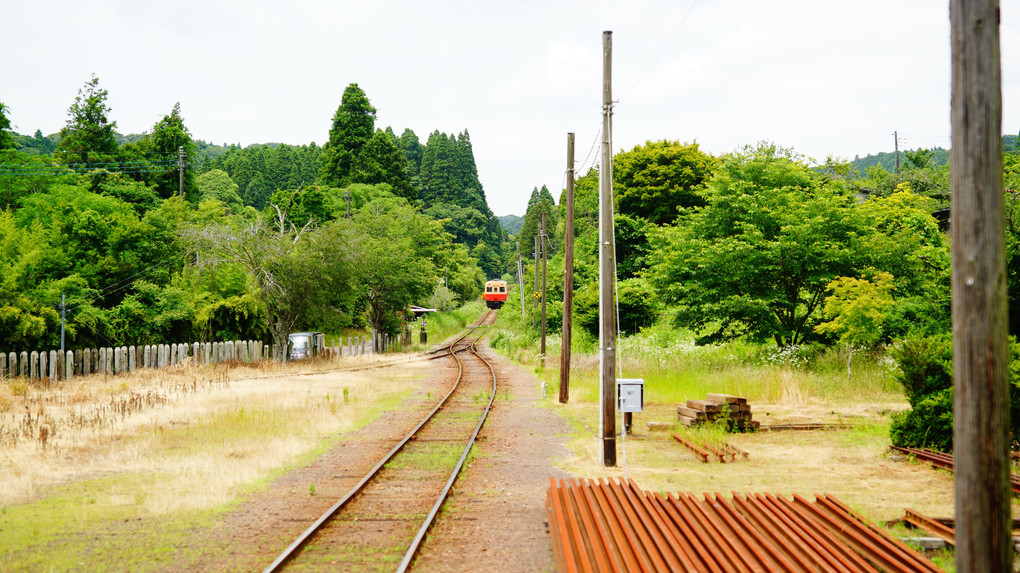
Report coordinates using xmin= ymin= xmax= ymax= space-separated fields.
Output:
xmin=620 ymin=0 xmax=700 ymax=102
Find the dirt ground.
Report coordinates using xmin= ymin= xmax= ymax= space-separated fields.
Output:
xmin=169 ymin=342 xmax=573 ymax=572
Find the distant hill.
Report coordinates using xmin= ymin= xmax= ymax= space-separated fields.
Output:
xmin=498 ymin=214 xmax=524 ymax=236
xmin=849 ymin=147 xmax=949 ymax=174
xmin=849 ymin=134 xmax=1020 ymax=174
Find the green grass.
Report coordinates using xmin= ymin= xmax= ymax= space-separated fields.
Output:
xmin=0 ymin=384 xmax=416 ymax=571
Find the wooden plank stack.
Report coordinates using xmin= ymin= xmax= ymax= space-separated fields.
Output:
xmin=676 ymin=393 xmax=759 ymax=432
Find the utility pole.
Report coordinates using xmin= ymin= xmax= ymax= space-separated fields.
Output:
xmin=560 ymin=132 xmax=575 ymax=404
xmin=178 ymin=146 xmax=185 ymax=198
xmin=599 ymin=30 xmax=617 ymax=467
xmin=540 ymin=211 xmax=548 ymax=367
xmin=517 ymin=242 xmax=525 ymax=319
xmin=345 ymin=188 xmax=352 ymax=219
xmin=950 ymin=0 xmax=1010 ymax=570
xmin=532 ymin=234 xmax=539 ymax=329
xmin=893 ymin=131 xmax=900 ymax=175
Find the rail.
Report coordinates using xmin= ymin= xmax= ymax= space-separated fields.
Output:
xmin=262 ymin=311 xmax=497 ymax=572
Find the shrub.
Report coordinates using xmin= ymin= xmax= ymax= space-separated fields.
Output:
xmin=889 ymin=332 xmax=1020 ymax=452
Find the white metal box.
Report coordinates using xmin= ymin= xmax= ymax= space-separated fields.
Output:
xmin=617 ymin=378 xmax=644 ymax=413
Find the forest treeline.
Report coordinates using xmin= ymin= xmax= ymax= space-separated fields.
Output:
xmin=7 ymin=75 xmax=1020 ymax=452
xmin=0 ymin=77 xmax=512 ymax=352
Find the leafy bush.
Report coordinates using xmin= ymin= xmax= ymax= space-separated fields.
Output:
xmin=889 ymin=332 xmax=1020 ymax=451
xmin=572 ymin=278 xmax=658 ymax=338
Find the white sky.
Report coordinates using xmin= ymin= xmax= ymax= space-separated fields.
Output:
xmin=4 ymin=1 xmax=1019 ymax=216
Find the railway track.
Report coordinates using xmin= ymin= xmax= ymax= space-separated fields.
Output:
xmin=263 ymin=311 xmax=498 ymax=572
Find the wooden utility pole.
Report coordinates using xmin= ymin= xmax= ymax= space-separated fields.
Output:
xmin=599 ymin=30 xmax=617 ymax=467
xmin=517 ymin=241 xmax=526 ymax=319
xmin=540 ymin=211 xmax=548 ymax=366
xmin=560 ymin=132 xmax=575 ymax=403
xmin=950 ymin=1 xmax=1010 ymax=570
xmin=532 ymin=235 xmax=540 ymax=329
xmin=893 ymin=131 xmax=901 ymax=175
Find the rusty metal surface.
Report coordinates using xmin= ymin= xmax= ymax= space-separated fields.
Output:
xmin=903 ymin=508 xmax=955 ymax=546
xmin=892 ymin=445 xmax=1020 ymax=495
xmin=547 ymin=478 xmax=941 ymax=573
xmin=672 ymin=432 xmax=748 ymax=463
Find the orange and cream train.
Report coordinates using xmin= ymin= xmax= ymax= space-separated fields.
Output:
xmin=483 ymin=280 xmax=508 ymax=309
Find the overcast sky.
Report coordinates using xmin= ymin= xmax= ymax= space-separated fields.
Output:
xmin=5 ymin=1 xmax=1019 ymax=216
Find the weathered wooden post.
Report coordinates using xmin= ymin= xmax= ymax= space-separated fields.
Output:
xmin=19 ymin=351 xmax=27 ymax=378
xmin=53 ymin=350 xmax=62 ymax=382
xmin=74 ymin=349 xmax=82 ymax=375
xmin=65 ymin=351 xmax=74 ymax=380
xmin=30 ymin=351 xmax=39 ymax=380
xmin=950 ymin=0 xmax=1011 ymax=569
xmin=39 ymin=351 xmax=47 ymax=383
xmin=0 ymin=352 xmax=6 ymax=380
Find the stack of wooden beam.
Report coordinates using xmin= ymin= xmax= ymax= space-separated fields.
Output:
xmin=676 ymin=393 xmax=759 ymax=431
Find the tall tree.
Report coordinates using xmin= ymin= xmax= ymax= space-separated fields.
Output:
xmin=57 ymin=75 xmax=119 ymax=165
xmin=518 ymin=185 xmax=557 ymax=256
xmin=397 ymin=128 xmax=424 ymax=178
xmin=319 ymin=83 xmax=376 ymax=186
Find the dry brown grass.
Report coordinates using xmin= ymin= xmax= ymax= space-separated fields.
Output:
xmin=0 ymin=354 xmax=428 ymax=513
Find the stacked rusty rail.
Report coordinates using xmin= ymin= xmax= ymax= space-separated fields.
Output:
xmin=672 ymin=432 xmax=748 ymax=463
xmin=891 ymin=445 xmax=1020 ymax=495
xmin=547 ymin=477 xmax=940 ymax=572
xmin=902 ymin=508 xmax=955 ymax=546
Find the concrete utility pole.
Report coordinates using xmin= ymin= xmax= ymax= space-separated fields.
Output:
xmin=599 ymin=30 xmax=617 ymax=467
xmin=345 ymin=188 xmax=352 ymax=219
xmin=950 ymin=1 xmax=1010 ymax=570
xmin=540 ymin=211 xmax=548 ymax=366
xmin=59 ymin=294 xmax=66 ymax=353
xmin=560 ymin=132 xmax=575 ymax=403
xmin=178 ymin=146 xmax=185 ymax=198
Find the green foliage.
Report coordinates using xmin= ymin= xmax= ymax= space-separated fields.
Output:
xmin=197 ymin=169 xmax=244 ymax=213
xmin=614 ymin=140 xmax=715 ymax=225
xmin=646 ymin=143 xmax=866 ymax=347
xmin=0 ymin=99 xmax=14 ymax=151
xmin=348 ymin=131 xmax=415 ymax=200
xmin=498 ymin=214 xmax=524 ymax=235
xmin=56 ymin=75 xmax=119 ymax=165
xmin=518 ymin=186 xmax=557 ymax=259
xmin=889 ymin=333 xmax=1020 ymax=452
xmin=815 ymin=272 xmax=895 ymax=348
xmin=319 ymin=83 xmax=376 ymax=187
xmin=201 ymin=143 xmax=321 ymax=209
xmin=326 ymin=197 xmax=439 ymax=334
xmin=145 ymin=102 xmax=197 ymax=200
